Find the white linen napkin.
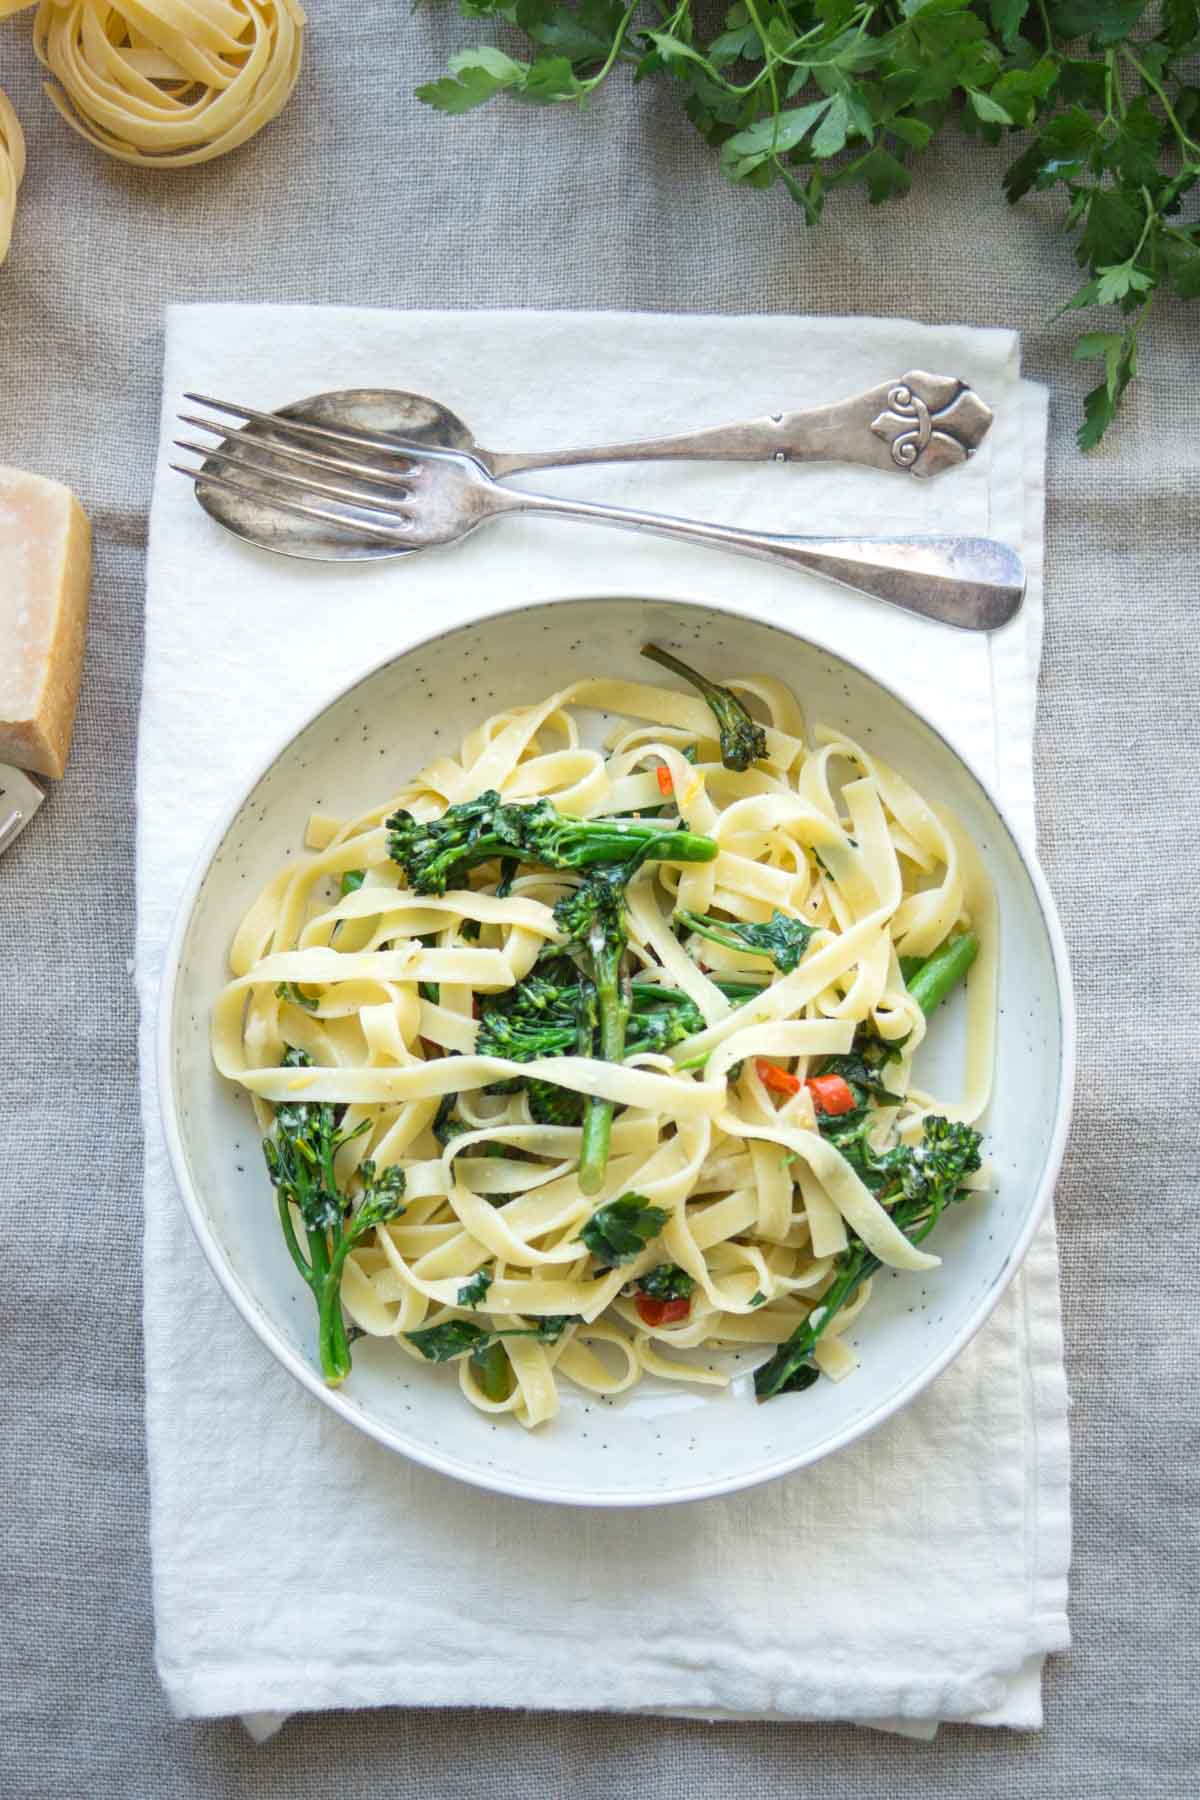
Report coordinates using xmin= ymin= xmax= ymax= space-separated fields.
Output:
xmin=137 ymin=307 xmax=1070 ymax=1740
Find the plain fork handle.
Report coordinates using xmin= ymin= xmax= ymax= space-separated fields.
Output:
xmin=499 ymin=487 xmax=1024 ymax=630
xmin=482 ymin=371 xmax=994 ymax=483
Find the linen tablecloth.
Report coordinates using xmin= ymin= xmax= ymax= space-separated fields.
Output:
xmin=0 ymin=6 xmax=1196 ymax=1794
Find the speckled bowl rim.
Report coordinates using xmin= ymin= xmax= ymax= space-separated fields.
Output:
xmin=158 ymin=592 xmax=1076 ymax=1507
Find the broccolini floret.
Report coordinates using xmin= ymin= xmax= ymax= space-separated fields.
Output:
xmin=641 ymin=643 xmax=768 ymax=772
xmin=386 ymin=790 xmax=717 ymax=894
xmin=432 ymin=1092 xmax=467 ymax=1145
xmin=475 ymin=971 xmax=749 ymax=1063
xmin=526 ymin=1080 xmax=585 ymax=1127
xmin=263 ymin=1048 xmax=406 ymax=1387
xmin=474 ymin=974 xmax=586 ymax=1061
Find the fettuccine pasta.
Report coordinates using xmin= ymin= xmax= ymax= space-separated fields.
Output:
xmin=0 ymin=87 xmax=24 ymax=263
xmin=213 ymin=659 xmax=995 ymax=1429
xmin=0 ymin=0 xmax=304 ymax=167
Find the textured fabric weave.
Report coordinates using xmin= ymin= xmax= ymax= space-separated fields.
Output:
xmin=139 ymin=307 xmax=1062 ymax=1736
xmin=0 ymin=4 xmax=1197 ymax=1795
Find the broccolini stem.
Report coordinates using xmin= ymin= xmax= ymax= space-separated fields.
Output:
xmin=276 ymin=1190 xmax=315 ymax=1287
xmin=753 ymin=1245 xmax=874 ymax=1401
xmin=579 ymin=1103 xmax=611 ymax=1196
xmin=578 ymin=925 xmax=629 ymax=1196
xmin=302 ymin=1225 xmax=352 ymax=1386
xmin=305 ymin=1219 xmax=331 ymax=1293
xmin=317 ymin=1256 xmax=354 ymax=1386
xmin=906 ymin=932 xmax=979 ymax=1016
xmin=318 ymin=1214 xmax=386 ymax=1386
xmin=631 ymin=977 xmax=762 ymax=1005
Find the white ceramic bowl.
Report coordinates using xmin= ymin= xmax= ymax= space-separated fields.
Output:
xmin=160 ymin=597 xmax=1074 ymax=1507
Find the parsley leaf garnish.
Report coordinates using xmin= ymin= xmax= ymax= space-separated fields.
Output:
xmin=415 ymin=0 xmax=1200 ymax=447
xmin=406 ymin=1319 xmax=493 ymax=1363
xmin=578 ymin=1192 xmax=670 ymax=1265
xmin=677 ymin=907 xmax=813 ymax=974
xmin=457 ymin=1267 xmax=493 ymax=1308
xmin=638 ymin=1262 xmax=695 ymax=1300
xmin=406 ymin=1313 xmax=579 ymax=1362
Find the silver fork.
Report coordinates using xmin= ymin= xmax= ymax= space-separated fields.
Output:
xmin=173 ymin=398 xmax=1025 ymax=631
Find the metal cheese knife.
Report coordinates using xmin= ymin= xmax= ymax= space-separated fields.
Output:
xmin=0 ymin=765 xmax=45 ymax=856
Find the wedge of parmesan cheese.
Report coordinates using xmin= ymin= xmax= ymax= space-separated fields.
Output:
xmin=0 ymin=466 xmax=92 ymax=779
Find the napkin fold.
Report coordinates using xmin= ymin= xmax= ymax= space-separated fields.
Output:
xmin=137 ymin=307 xmax=1070 ymax=1738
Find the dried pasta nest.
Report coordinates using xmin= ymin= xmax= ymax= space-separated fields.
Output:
xmin=0 ymin=88 xmax=25 ymax=263
xmin=0 ymin=0 xmax=305 ymax=168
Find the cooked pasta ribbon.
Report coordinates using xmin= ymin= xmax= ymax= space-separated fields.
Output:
xmin=213 ymin=672 xmax=995 ymax=1427
xmin=0 ymin=88 xmax=24 ymax=263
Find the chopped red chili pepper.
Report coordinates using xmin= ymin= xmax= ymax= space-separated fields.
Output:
xmin=755 ymin=1058 xmax=802 ymax=1097
xmin=656 ymin=764 xmax=674 ymax=796
xmin=636 ymin=1292 xmax=691 ymax=1327
xmin=805 ymin=1073 xmax=857 ymax=1115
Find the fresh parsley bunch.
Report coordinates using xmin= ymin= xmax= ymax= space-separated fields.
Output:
xmin=417 ymin=1 xmax=1200 ymax=447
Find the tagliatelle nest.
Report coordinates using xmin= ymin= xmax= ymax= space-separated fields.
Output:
xmin=0 ymin=88 xmax=25 ymax=262
xmin=0 ymin=0 xmax=305 ymax=168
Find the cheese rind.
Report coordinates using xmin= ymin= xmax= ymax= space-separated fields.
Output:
xmin=0 ymin=466 xmax=92 ymax=780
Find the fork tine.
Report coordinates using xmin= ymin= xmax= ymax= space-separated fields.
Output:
xmin=181 ymin=392 xmax=466 ymax=465
xmin=173 ymin=438 xmax=415 ymax=519
xmin=177 ymin=414 xmax=420 ymax=491
xmin=170 ymin=463 xmax=414 ymax=544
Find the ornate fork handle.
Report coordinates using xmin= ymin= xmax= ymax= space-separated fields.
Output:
xmin=483 ymin=370 xmax=993 ymax=482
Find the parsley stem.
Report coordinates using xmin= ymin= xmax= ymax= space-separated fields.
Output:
xmin=1122 ymin=48 xmax=1200 ymax=160
xmin=743 ymin=0 xmax=781 ymax=152
xmin=1102 ymin=49 xmax=1120 ymax=126
xmin=1116 ymin=187 xmax=1157 ymax=275
xmin=582 ymin=0 xmax=641 ymax=89
xmin=774 ymin=158 xmax=820 ymax=223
